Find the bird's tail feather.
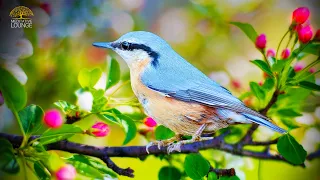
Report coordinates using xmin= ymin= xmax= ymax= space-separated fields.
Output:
xmin=242 ymin=113 xmax=286 ymax=134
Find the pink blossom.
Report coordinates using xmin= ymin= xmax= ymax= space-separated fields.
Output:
xmin=294 ymin=62 xmax=305 ymax=72
xmin=91 ymin=122 xmax=110 ymax=137
xmin=144 ymin=117 xmax=157 ymax=127
xmin=266 ymin=48 xmax=276 ymax=58
xmin=281 ymin=48 xmax=290 ymax=59
xmin=0 ymin=91 xmax=4 ymax=105
xmin=43 ymin=109 xmax=63 ymax=128
xmin=298 ymin=25 xmax=313 ymax=43
xmin=255 ymin=34 xmax=266 ymax=49
xmin=292 ymin=7 xmax=310 ymax=24
xmin=56 ymin=164 xmax=76 ymax=180
xmin=309 ymin=67 xmax=316 ymax=73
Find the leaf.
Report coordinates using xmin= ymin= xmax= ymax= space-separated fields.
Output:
xmin=78 ymin=68 xmax=102 ymax=89
xmin=91 ymin=89 xmax=108 ymax=113
xmin=301 ymin=43 xmax=320 ymax=56
xmin=230 ymin=22 xmax=258 ymax=43
xmin=277 ymin=109 xmax=302 ymax=117
xmin=262 ymin=78 xmax=275 ymax=90
xmin=251 ymin=60 xmax=273 ymax=77
xmin=0 ymin=67 xmax=27 ymax=111
xmin=208 ymin=172 xmax=218 ymax=180
xmin=19 ymin=105 xmax=44 ymax=136
xmin=118 ymin=114 xmax=137 ymax=145
xmin=220 ymin=176 xmax=240 ymax=180
xmin=158 ymin=166 xmax=181 ymax=180
xmin=0 ymin=139 xmax=19 ymax=174
xmin=298 ymin=81 xmax=320 ymax=91
xmin=272 ymin=60 xmax=287 ymax=73
xmin=39 ymin=124 xmax=83 ymax=145
xmin=277 ymin=133 xmax=307 ymax=165
xmin=34 ymin=162 xmax=50 ymax=180
xmin=155 ymin=125 xmax=175 ymax=140
xmin=280 ymin=118 xmax=300 ymax=130
xmin=67 ymin=157 xmax=105 ymax=179
xmin=106 ymin=57 xmax=120 ymax=90
xmin=184 ymin=153 xmax=210 ymax=179
xmin=54 ymin=100 xmax=78 ymax=113
xmin=249 ymin=82 xmax=266 ymax=100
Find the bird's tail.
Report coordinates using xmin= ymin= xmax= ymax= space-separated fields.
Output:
xmin=242 ymin=113 xmax=286 ymax=134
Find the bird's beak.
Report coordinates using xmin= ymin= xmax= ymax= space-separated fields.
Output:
xmin=92 ymin=42 xmax=114 ymax=49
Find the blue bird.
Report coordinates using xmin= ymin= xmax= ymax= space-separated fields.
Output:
xmin=93 ymin=31 xmax=286 ymax=153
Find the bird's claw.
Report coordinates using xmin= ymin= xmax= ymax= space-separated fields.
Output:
xmin=146 ymin=140 xmax=165 ymax=154
xmin=167 ymin=142 xmax=182 ymax=154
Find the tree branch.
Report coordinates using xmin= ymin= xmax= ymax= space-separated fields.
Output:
xmin=1 ymin=133 xmax=318 ymax=168
xmin=209 ymin=166 xmax=236 ymax=177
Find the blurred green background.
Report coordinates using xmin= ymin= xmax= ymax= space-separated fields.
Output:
xmin=0 ymin=0 xmax=320 ymax=179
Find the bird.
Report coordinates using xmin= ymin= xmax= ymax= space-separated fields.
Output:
xmin=93 ymin=31 xmax=286 ymax=154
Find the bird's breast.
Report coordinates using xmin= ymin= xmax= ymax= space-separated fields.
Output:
xmin=129 ymin=57 xmax=230 ymax=135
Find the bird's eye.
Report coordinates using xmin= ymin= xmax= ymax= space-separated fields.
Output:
xmin=121 ymin=41 xmax=130 ymax=50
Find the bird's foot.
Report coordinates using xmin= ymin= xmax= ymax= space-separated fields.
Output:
xmin=166 ymin=136 xmax=213 ymax=154
xmin=146 ymin=135 xmax=181 ymax=154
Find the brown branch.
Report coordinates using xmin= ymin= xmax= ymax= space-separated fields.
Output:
xmin=209 ymin=166 xmax=236 ymax=177
xmin=1 ymin=133 xmax=318 ymax=165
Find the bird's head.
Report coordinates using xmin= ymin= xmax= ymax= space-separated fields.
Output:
xmin=93 ymin=31 xmax=172 ymax=67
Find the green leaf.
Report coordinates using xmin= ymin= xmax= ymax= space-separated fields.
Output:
xmin=19 ymin=105 xmax=44 ymax=136
xmin=220 ymin=176 xmax=240 ymax=180
xmin=78 ymin=68 xmax=102 ymax=88
xmin=277 ymin=109 xmax=302 ymax=117
xmin=298 ymin=81 xmax=320 ymax=91
xmin=184 ymin=153 xmax=210 ymax=179
xmin=249 ymin=82 xmax=266 ymax=100
xmin=158 ymin=166 xmax=181 ymax=180
xmin=280 ymin=118 xmax=300 ymax=130
xmin=262 ymin=78 xmax=275 ymax=90
xmin=272 ymin=60 xmax=287 ymax=73
xmin=251 ymin=60 xmax=273 ymax=77
xmin=277 ymin=133 xmax=307 ymax=165
xmin=208 ymin=172 xmax=218 ymax=180
xmin=155 ymin=125 xmax=175 ymax=140
xmin=230 ymin=22 xmax=258 ymax=43
xmin=118 ymin=114 xmax=137 ymax=145
xmin=0 ymin=139 xmax=19 ymax=174
xmin=0 ymin=67 xmax=27 ymax=111
xmin=301 ymin=43 xmax=320 ymax=56
xmin=34 ymin=162 xmax=50 ymax=180
xmin=67 ymin=157 xmax=105 ymax=179
xmin=106 ymin=57 xmax=120 ymax=90
xmin=91 ymin=89 xmax=108 ymax=113
xmin=39 ymin=124 xmax=83 ymax=145
xmin=54 ymin=100 xmax=78 ymax=113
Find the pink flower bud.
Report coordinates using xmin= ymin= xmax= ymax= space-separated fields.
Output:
xmin=255 ymin=34 xmax=266 ymax=49
xmin=314 ymin=29 xmax=320 ymax=41
xmin=231 ymin=79 xmax=241 ymax=89
xmin=0 ymin=91 xmax=4 ymax=106
xmin=298 ymin=25 xmax=313 ymax=43
xmin=309 ymin=67 xmax=316 ymax=73
xmin=144 ymin=117 xmax=157 ymax=127
xmin=292 ymin=7 xmax=310 ymax=24
xmin=40 ymin=3 xmax=51 ymax=15
xmin=258 ymin=81 xmax=263 ymax=86
xmin=44 ymin=109 xmax=63 ymax=128
xmin=56 ymin=164 xmax=76 ymax=180
xmin=294 ymin=62 xmax=305 ymax=72
xmin=266 ymin=48 xmax=276 ymax=58
xmin=281 ymin=48 xmax=290 ymax=59
xmin=90 ymin=122 xmax=110 ymax=137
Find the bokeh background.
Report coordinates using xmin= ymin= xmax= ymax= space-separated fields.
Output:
xmin=1 ymin=0 xmax=320 ymax=179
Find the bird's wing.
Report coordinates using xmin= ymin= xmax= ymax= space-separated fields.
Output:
xmin=140 ymin=61 xmax=268 ymax=121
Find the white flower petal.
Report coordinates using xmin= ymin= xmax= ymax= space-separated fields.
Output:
xmin=76 ymin=91 xmax=93 ymax=112
xmin=16 ymin=39 xmax=33 ymax=59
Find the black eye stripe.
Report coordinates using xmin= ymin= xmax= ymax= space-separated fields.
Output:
xmin=115 ymin=41 xmax=160 ymax=68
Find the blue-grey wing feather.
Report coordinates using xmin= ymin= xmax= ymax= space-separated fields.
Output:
xmin=140 ymin=53 xmax=267 ymax=120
